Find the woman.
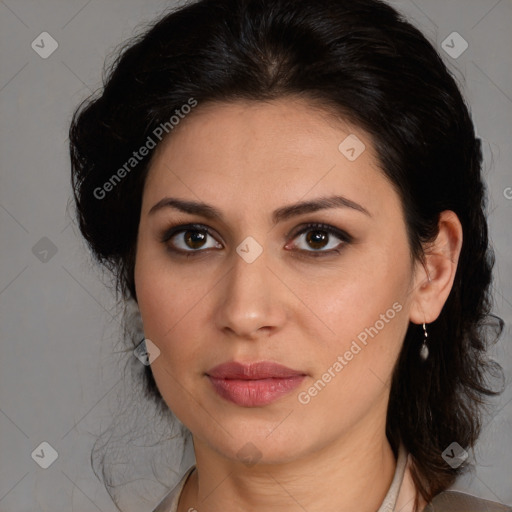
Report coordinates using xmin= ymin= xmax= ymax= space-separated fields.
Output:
xmin=68 ymin=0 xmax=511 ymax=510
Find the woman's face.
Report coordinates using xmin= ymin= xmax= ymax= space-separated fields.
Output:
xmin=134 ymin=98 xmax=422 ymax=465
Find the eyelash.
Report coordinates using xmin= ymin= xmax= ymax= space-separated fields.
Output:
xmin=159 ymin=222 xmax=353 ymax=259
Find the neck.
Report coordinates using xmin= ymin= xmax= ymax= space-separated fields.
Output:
xmin=179 ymin=427 xmax=399 ymax=512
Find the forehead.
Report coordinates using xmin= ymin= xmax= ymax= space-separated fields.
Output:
xmin=143 ymin=98 xmax=397 ymax=219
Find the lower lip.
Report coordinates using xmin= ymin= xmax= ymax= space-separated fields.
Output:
xmin=207 ymin=375 xmax=306 ymax=407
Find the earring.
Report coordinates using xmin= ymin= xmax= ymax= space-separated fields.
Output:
xmin=420 ymin=322 xmax=429 ymax=361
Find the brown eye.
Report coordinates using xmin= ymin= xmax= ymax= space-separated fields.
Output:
xmin=160 ymin=224 xmax=222 ymax=255
xmin=304 ymin=230 xmax=329 ymax=250
xmin=182 ymin=229 xmax=208 ymax=250
xmin=287 ymin=223 xmax=352 ymax=257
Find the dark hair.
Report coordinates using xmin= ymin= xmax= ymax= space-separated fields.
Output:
xmin=69 ymin=0 xmax=505 ymax=509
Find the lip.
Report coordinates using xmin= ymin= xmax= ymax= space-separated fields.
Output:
xmin=207 ymin=361 xmax=306 ymax=379
xmin=206 ymin=361 xmax=307 ymax=407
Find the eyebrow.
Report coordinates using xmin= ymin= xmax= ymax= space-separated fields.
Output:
xmin=148 ymin=194 xmax=371 ymax=224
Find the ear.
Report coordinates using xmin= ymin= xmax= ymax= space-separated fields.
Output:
xmin=409 ymin=210 xmax=463 ymax=324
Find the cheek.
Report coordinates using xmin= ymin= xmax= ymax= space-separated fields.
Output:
xmin=135 ymin=259 xmax=208 ymax=418
xmin=300 ymin=294 xmax=407 ymax=426
xmin=134 ymin=245 xmax=195 ymax=335
xmin=304 ymin=250 xmax=410 ymax=389
xmin=312 ymin=255 xmax=406 ymax=336
xmin=134 ymin=250 xmax=212 ymax=378
xmin=316 ymin=291 xmax=406 ymax=377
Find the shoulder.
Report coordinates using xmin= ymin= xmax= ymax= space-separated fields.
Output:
xmin=422 ymin=490 xmax=512 ymax=512
xmin=151 ymin=466 xmax=196 ymax=512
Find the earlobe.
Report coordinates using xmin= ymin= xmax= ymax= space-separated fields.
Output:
xmin=409 ymin=210 xmax=463 ymax=325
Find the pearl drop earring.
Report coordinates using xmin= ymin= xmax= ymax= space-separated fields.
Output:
xmin=420 ymin=322 xmax=429 ymax=361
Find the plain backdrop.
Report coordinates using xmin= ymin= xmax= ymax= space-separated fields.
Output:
xmin=1 ymin=0 xmax=511 ymax=510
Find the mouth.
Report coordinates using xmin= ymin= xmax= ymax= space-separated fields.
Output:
xmin=206 ymin=361 xmax=307 ymax=407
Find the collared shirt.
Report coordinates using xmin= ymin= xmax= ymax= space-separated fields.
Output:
xmin=151 ymin=443 xmax=512 ymax=512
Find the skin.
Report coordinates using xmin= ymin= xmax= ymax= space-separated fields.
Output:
xmin=134 ymin=97 xmax=463 ymax=512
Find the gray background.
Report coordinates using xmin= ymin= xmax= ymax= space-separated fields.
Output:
xmin=0 ymin=0 xmax=511 ymax=510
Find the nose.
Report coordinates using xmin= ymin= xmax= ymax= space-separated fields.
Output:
xmin=214 ymin=248 xmax=288 ymax=340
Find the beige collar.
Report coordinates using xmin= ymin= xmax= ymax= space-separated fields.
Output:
xmin=377 ymin=442 xmax=427 ymax=512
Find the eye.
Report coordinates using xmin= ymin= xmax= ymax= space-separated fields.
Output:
xmin=286 ymin=222 xmax=352 ymax=257
xmin=160 ymin=223 xmax=222 ymax=256
xmin=160 ymin=222 xmax=352 ymax=258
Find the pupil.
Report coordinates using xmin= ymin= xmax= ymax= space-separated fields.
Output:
xmin=185 ymin=230 xmax=206 ymax=249
xmin=307 ymin=230 xmax=327 ymax=250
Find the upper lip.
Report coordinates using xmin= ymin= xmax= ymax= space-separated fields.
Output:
xmin=206 ymin=361 xmax=307 ymax=380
